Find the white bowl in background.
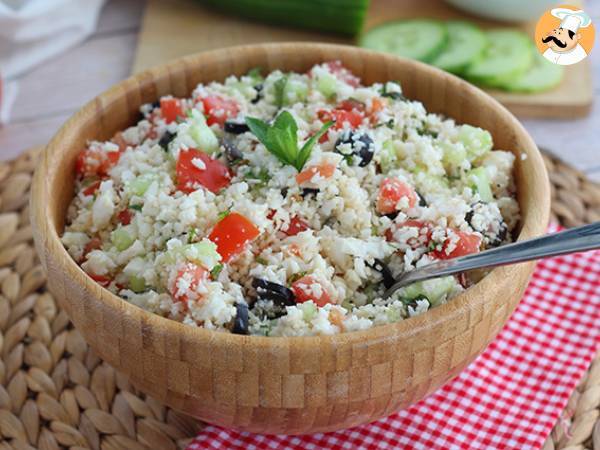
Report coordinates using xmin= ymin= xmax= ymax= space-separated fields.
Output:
xmin=445 ymin=0 xmax=560 ymax=22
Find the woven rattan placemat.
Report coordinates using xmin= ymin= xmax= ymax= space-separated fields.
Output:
xmin=0 ymin=148 xmax=598 ymax=450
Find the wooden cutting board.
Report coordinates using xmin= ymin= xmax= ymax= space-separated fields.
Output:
xmin=132 ymin=0 xmax=593 ymax=119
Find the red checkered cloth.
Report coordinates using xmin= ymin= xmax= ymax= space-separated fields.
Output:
xmin=187 ymin=224 xmax=600 ymax=450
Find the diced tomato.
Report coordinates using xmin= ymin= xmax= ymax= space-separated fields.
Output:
xmin=291 ymin=275 xmax=333 ymax=307
xmin=376 ymin=178 xmax=418 ymax=215
xmin=317 ymin=108 xmax=364 ymax=143
xmin=200 ymin=95 xmax=240 ymax=127
xmin=368 ymin=97 xmax=386 ymax=123
xmin=282 ymin=216 xmax=309 ymax=236
xmin=118 ymin=209 xmax=133 ymax=225
xmin=296 ymin=163 xmax=336 ymax=184
xmin=82 ymin=180 xmax=102 ymax=197
xmin=176 ymin=149 xmax=232 ymax=194
xmin=337 ymin=98 xmax=365 ymax=113
xmin=75 ymin=148 xmax=120 ymax=177
xmin=324 ymin=61 xmax=360 ymax=87
xmin=169 ymin=262 xmax=208 ymax=304
xmin=160 ymin=98 xmax=184 ymax=124
xmin=385 ymin=220 xmax=433 ymax=249
xmin=89 ymin=273 xmax=111 ymax=287
xmin=433 ymin=230 xmax=482 ymax=260
xmin=208 ymin=212 xmax=260 ymax=262
xmin=84 ymin=237 xmax=102 ymax=256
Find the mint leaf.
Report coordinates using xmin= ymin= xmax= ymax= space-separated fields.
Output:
xmin=296 ymin=121 xmax=334 ymax=170
xmin=246 ymin=67 xmax=264 ymax=83
xmin=245 ymin=117 xmax=269 ymax=144
xmin=274 ymin=75 xmax=288 ymax=109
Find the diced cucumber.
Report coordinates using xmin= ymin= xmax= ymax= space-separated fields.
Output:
xmin=283 ymin=77 xmax=309 ymax=105
xmin=129 ymin=276 xmax=146 ymax=293
xmin=441 ymin=141 xmax=467 ymax=170
xmin=316 ymin=71 xmax=339 ymax=98
xmin=200 ymin=0 xmax=369 ymax=36
xmin=183 ymin=238 xmax=221 ymax=270
xmin=111 ymin=228 xmax=134 ymax=251
xmin=126 ymin=173 xmax=156 ymax=197
xmin=431 ymin=21 xmax=487 ymax=74
xmin=378 ymin=140 xmax=398 ymax=172
xmin=415 ymin=171 xmax=450 ymax=193
xmin=457 ymin=124 xmax=492 ymax=162
xmin=467 ymin=167 xmax=493 ymax=202
xmin=188 ymin=110 xmax=219 ymax=154
xmin=500 ymin=49 xmax=564 ymax=93
xmin=464 ymin=30 xmax=532 ymax=87
xmin=401 ymin=276 xmax=456 ymax=306
xmin=360 ymin=20 xmax=448 ymax=62
xmin=301 ymin=302 xmax=318 ymax=322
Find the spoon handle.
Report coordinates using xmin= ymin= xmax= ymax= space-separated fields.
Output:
xmin=384 ymin=222 xmax=600 ymax=298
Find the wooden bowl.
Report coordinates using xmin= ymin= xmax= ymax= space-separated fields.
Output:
xmin=31 ymin=43 xmax=550 ymax=434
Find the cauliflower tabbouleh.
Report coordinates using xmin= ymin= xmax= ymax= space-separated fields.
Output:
xmin=62 ymin=61 xmax=519 ymax=337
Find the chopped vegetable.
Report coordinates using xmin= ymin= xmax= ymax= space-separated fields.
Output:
xmin=176 ymin=149 xmax=232 ymax=194
xmin=231 ymin=302 xmax=249 ymax=334
xmin=111 ymin=228 xmax=134 ymax=251
xmin=129 ymin=276 xmax=146 ymax=293
xmin=160 ymin=98 xmax=184 ymax=124
xmin=209 ymin=212 xmax=260 ymax=262
xmin=433 ymin=230 xmax=481 ymax=259
xmin=75 ymin=148 xmax=120 ymax=177
xmin=187 ymin=110 xmax=219 ymax=154
xmin=291 ymin=275 xmax=332 ymax=307
xmin=210 ymin=264 xmax=224 ymax=280
xmin=296 ymin=163 xmax=336 ymax=184
xmin=117 ymin=209 xmax=133 ymax=225
xmin=224 ymin=120 xmax=250 ymax=134
xmin=246 ymin=111 xmax=333 ymax=171
xmin=368 ymin=259 xmax=395 ymax=289
xmin=200 ymin=95 xmax=240 ymax=127
xmin=169 ymin=262 xmax=208 ymax=304
xmin=184 ymin=239 xmax=222 ymax=270
xmin=467 ymin=167 xmax=493 ymax=202
xmin=282 ymin=216 xmax=310 ymax=236
xmin=376 ymin=178 xmax=418 ymax=214
xmin=334 ymin=130 xmax=374 ymax=167
xmin=253 ymin=278 xmax=296 ymax=307
xmin=158 ymin=130 xmax=176 ymax=151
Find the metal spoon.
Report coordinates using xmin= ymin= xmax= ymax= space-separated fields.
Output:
xmin=383 ymin=221 xmax=600 ymax=299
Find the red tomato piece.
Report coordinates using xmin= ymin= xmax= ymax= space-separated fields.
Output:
xmin=75 ymin=148 xmax=120 ymax=178
xmin=324 ymin=61 xmax=361 ymax=87
xmin=81 ymin=237 xmax=103 ymax=263
xmin=89 ymin=273 xmax=111 ymax=287
xmin=111 ymin=132 xmax=129 ymax=152
xmin=200 ymin=95 xmax=240 ymax=127
xmin=385 ymin=220 xmax=433 ymax=249
xmin=282 ymin=216 xmax=309 ymax=236
xmin=209 ymin=212 xmax=260 ymax=262
xmin=295 ymin=163 xmax=336 ymax=184
xmin=291 ymin=275 xmax=333 ymax=307
xmin=433 ymin=230 xmax=482 ymax=260
xmin=160 ymin=97 xmax=184 ymax=124
xmin=317 ymin=108 xmax=364 ymax=143
xmin=376 ymin=178 xmax=418 ymax=215
xmin=176 ymin=149 xmax=232 ymax=194
xmin=82 ymin=180 xmax=102 ymax=197
xmin=118 ymin=209 xmax=133 ymax=225
xmin=337 ymin=98 xmax=365 ymax=113
xmin=169 ymin=262 xmax=208 ymax=304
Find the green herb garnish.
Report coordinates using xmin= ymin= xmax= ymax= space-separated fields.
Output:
xmin=274 ymin=75 xmax=288 ymax=109
xmin=210 ymin=264 xmax=224 ymax=279
xmin=245 ymin=111 xmax=333 ymax=172
xmin=243 ymin=168 xmax=271 ymax=187
xmin=255 ymin=256 xmax=269 ymax=265
xmin=188 ymin=228 xmax=199 ymax=243
xmin=247 ymin=67 xmax=264 ymax=83
xmin=381 ymin=82 xmax=408 ymax=101
xmin=217 ymin=208 xmax=231 ymax=221
xmin=129 ymin=204 xmax=143 ymax=211
xmin=288 ymin=271 xmax=307 ymax=284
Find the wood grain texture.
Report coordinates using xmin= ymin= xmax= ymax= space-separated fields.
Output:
xmin=30 ymin=43 xmax=551 ymax=434
xmin=132 ymin=0 xmax=593 ymax=119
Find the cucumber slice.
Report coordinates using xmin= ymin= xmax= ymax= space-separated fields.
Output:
xmin=359 ymin=20 xmax=448 ymax=62
xmin=431 ymin=21 xmax=487 ymax=74
xmin=464 ymin=30 xmax=533 ymax=87
xmin=467 ymin=167 xmax=493 ymax=202
xmin=500 ymin=49 xmax=564 ymax=93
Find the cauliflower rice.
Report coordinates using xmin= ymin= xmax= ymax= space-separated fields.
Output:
xmin=62 ymin=61 xmax=519 ymax=337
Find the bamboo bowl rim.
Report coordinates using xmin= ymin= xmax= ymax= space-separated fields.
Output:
xmin=31 ymin=42 xmax=550 ymax=350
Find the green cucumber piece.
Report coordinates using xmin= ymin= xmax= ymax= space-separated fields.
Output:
xmin=111 ymin=228 xmax=134 ymax=251
xmin=457 ymin=124 xmax=492 ymax=162
xmin=401 ymin=276 xmax=456 ymax=306
xmin=500 ymin=49 xmax=564 ymax=93
xmin=201 ymin=0 xmax=370 ymax=36
xmin=188 ymin=110 xmax=219 ymax=154
xmin=467 ymin=167 xmax=493 ymax=202
xmin=464 ymin=30 xmax=532 ymax=87
xmin=359 ymin=20 xmax=448 ymax=62
xmin=431 ymin=21 xmax=487 ymax=74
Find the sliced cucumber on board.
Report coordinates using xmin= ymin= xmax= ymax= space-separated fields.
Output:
xmin=201 ymin=0 xmax=369 ymax=36
xmin=359 ymin=20 xmax=448 ymax=62
xmin=430 ymin=21 xmax=487 ymax=74
xmin=464 ymin=30 xmax=533 ymax=88
xmin=500 ymin=50 xmax=564 ymax=93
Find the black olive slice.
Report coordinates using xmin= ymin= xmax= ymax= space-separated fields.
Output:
xmin=158 ymin=131 xmax=176 ymax=151
xmin=224 ymin=120 xmax=250 ymax=134
xmin=232 ymin=302 xmax=249 ymax=335
xmin=301 ymin=188 xmax=320 ymax=198
xmin=222 ymin=138 xmax=243 ymax=163
xmin=251 ymin=84 xmax=263 ymax=104
xmin=252 ymin=278 xmax=296 ymax=306
xmin=334 ymin=131 xmax=374 ymax=167
xmin=369 ymin=259 xmax=395 ymax=289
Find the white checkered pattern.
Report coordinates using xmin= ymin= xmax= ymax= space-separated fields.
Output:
xmin=187 ymin=224 xmax=600 ymax=450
